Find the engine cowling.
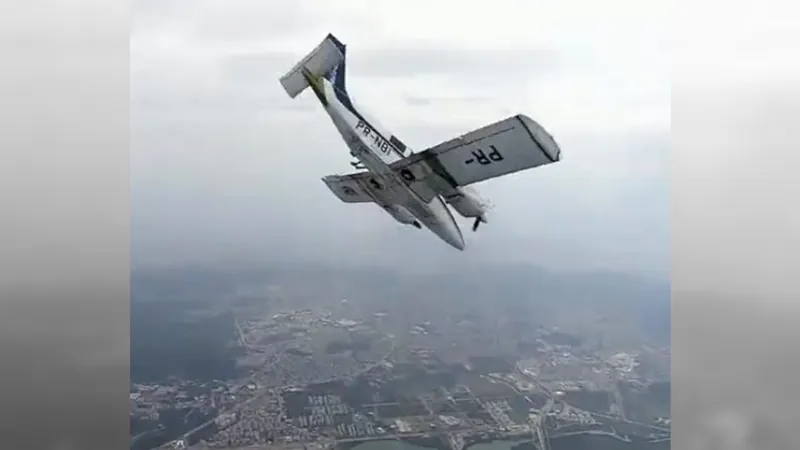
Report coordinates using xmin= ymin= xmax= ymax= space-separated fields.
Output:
xmin=446 ymin=187 xmax=488 ymax=219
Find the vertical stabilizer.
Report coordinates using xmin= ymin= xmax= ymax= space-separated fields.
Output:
xmin=322 ymin=34 xmax=348 ymax=95
xmin=279 ymin=33 xmax=346 ymax=99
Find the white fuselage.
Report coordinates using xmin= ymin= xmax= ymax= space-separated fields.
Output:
xmin=317 ymin=79 xmax=465 ymax=250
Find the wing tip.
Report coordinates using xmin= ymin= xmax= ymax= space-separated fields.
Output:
xmin=517 ymin=114 xmax=562 ymax=163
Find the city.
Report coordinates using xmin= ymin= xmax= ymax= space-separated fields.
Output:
xmin=130 ymin=268 xmax=670 ymax=450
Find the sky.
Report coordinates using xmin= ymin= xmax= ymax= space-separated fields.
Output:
xmin=131 ymin=0 xmax=669 ymax=279
xmin=3 ymin=1 xmax=798 ymax=449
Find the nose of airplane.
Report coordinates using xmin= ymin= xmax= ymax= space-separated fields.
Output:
xmin=428 ymin=219 xmax=465 ymax=251
xmin=445 ymin=231 xmax=466 ymax=251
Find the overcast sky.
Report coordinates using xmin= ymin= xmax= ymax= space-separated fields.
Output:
xmin=131 ymin=0 xmax=669 ymax=279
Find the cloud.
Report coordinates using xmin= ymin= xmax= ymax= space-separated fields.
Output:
xmin=348 ymin=46 xmax=558 ymax=79
xmin=131 ymin=0 xmax=669 ymax=279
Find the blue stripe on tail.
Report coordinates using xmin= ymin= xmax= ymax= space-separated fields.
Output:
xmin=324 ymin=33 xmax=348 ymax=94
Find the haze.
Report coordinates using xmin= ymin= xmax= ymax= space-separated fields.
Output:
xmin=131 ymin=0 xmax=669 ymax=279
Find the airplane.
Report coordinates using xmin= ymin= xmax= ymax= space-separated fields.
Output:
xmin=279 ymin=34 xmax=562 ymax=251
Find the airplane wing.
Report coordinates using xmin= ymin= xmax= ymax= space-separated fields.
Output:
xmin=389 ymin=115 xmax=561 ymax=197
xmin=322 ymin=171 xmax=406 ymax=205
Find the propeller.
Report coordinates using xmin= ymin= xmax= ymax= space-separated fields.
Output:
xmin=471 ymin=199 xmax=494 ymax=232
xmin=472 ymin=217 xmax=483 ymax=232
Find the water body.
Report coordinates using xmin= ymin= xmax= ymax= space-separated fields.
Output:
xmin=349 ymin=436 xmax=669 ymax=450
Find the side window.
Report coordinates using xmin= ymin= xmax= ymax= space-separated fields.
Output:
xmin=389 ymin=135 xmax=407 ymax=153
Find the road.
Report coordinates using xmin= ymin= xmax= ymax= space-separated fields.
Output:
xmin=333 ymin=425 xmax=496 ymax=443
xmin=333 ymin=425 xmax=637 ymax=447
xmin=588 ymin=411 xmax=671 ymax=433
xmin=531 ymin=413 xmax=549 ymax=450
xmin=550 ymin=429 xmax=631 ymax=442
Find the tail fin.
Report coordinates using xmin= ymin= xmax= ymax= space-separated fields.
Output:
xmin=322 ymin=34 xmax=348 ymax=94
xmin=279 ymin=33 xmax=346 ymax=99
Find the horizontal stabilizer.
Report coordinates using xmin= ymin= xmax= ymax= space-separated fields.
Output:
xmin=279 ymin=34 xmax=345 ymax=98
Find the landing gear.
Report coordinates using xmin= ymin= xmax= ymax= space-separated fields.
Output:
xmin=412 ymin=221 xmax=422 ymax=229
xmin=350 ymin=161 xmax=366 ymax=170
